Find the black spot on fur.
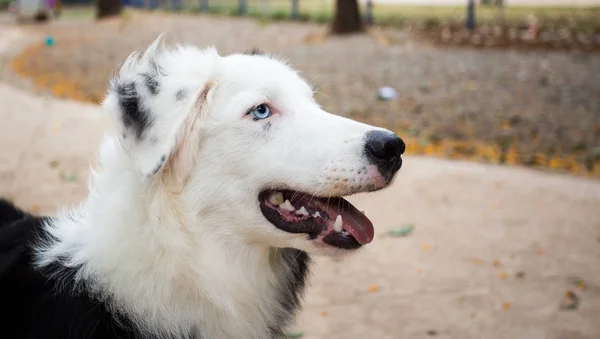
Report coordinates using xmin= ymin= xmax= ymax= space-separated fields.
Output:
xmin=268 ymin=249 xmax=310 ymax=338
xmin=0 ymin=198 xmax=27 ymax=227
xmin=263 ymin=122 xmax=272 ymax=132
xmin=246 ymin=48 xmax=264 ymax=56
xmin=142 ymin=73 xmax=159 ymax=96
xmin=176 ymin=89 xmax=188 ymax=101
xmin=143 ymin=58 xmax=163 ymax=96
xmin=114 ymin=81 xmax=152 ymax=140
xmin=149 ymin=155 xmax=166 ymax=176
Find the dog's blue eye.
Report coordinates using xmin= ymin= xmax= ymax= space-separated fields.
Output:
xmin=251 ymin=104 xmax=271 ymax=120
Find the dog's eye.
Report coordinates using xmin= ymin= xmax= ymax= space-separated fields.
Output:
xmin=249 ymin=104 xmax=271 ymax=120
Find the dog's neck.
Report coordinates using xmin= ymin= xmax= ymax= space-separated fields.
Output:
xmin=37 ymin=140 xmax=309 ymax=339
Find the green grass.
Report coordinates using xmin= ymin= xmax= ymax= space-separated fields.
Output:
xmin=57 ymin=2 xmax=600 ymax=32
xmin=372 ymin=5 xmax=600 ymax=31
xmin=58 ymin=6 xmax=96 ymax=19
xmin=192 ymin=1 xmax=600 ymax=31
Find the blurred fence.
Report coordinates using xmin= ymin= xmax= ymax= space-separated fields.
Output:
xmin=120 ymin=0 xmax=492 ymax=28
xmin=119 ymin=0 xmax=600 ymax=33
xmin=123 ymin=0 xmax=338 ymax=22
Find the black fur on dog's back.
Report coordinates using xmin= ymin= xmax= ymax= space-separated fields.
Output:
xmin=0 ymin=198 xmax=28 ymax=228
xmin=0 ymin=198 xmax=32 ymax=275
xmin=0 ymin=199 xmax=145 ymax=339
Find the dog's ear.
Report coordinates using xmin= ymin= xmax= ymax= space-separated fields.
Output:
xmin=102 ymin=35 xmax=214 ymax=178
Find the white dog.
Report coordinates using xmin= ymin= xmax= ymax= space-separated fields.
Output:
xmin=0 ymin=36 xmax=404 ymax=339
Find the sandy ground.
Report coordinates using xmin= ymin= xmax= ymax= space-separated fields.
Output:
xmin=1 ymin=27 xmax=600 ymax=339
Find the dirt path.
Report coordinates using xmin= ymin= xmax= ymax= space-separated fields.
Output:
xmin=1 ymin=26 xmax=599 ymax=339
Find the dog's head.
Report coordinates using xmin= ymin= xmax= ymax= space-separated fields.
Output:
xmin=103 ymin=36 xmax=404 ymax=256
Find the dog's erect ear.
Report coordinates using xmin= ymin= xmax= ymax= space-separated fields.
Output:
xmin=102 ymin=34 xmax=215 ymax=178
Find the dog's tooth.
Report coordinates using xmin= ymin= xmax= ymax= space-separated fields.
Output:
xmin=312 ymin=211 xmax=321 ymax=218
xmin=296 ymin=206 xmax=309 ymax=216
xmin=268 ymin=192 xmax=284 ymax=205
xmin=341 ymin=231 xmax=350 ymax=236
xmin=281 ymin=199 xmax=295 ymax=212
xmin=333 ymin=215 xmax=343 ymax=232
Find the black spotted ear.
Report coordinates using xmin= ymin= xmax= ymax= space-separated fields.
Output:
xmin=102 ymin=34 xmax=208 ymax=178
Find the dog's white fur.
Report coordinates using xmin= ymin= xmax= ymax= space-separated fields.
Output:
xmin=33 ymin=36 xmax=393 ymax=338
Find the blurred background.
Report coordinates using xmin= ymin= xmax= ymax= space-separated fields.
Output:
xmin=0 ymin=0 xmax=599 ymax=338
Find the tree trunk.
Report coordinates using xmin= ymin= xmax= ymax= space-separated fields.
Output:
xmin=466 ymin=0 xmax=475 ymax=31
xmin=96 ymin=0 xmax=121 ymax=19
xmin=331 ymin=0 xmax=363 ymax=35
xmin=290 ymin=0 xmax=299 ymax=20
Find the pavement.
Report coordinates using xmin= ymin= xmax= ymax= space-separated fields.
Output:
xmin=1 ymin=27 xmax=600 ymax=339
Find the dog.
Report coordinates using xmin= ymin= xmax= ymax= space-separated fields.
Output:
xmin=0 ymin=36 xmax=404 ymax=339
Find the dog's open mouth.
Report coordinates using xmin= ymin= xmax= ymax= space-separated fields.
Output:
xmin=259 ymin=190 xmax=374 ymax=250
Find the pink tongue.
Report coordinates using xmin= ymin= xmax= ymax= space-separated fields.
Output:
xmin=339 ymin=209 xmax=375 ymax=245
xmin=318 ymin=200 xmax=375 ymax=245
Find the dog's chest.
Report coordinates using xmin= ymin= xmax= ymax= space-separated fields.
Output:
xmin=161 ymin=249 xmax=310 ymax=339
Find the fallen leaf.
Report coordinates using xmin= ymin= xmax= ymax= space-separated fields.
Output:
xmin=503 ymin=302 xmax=511 ymax=310
xmin=560 ymin=290 xmax=580 ymax=310
xmin=49 ymin=160 xmax=60 ymax=168
xmin=59 ymin=171 xmax=78 ymax=182
xmin=466 ymin=80 xmax=478 ymax=91
xmin=492 ymin=260 xmax=502 ymax=268
xmin=422 ymin=244 xmax=431 ymax=252
xmin=569 ymin=277 xmax=586 ymax=291
xmin=387 ymin=224 xmax=415 ymax=237
xmin=284 ymin=331 xmax=304 ymax=339
xmin=516 ymin=271 xmax=526 ymax=279
xmin=536 ymin=248 xmax=544 ymax=255
xmin=498 ymin=271 xmax=507 ymax=279
xmin=303 ymin=32 xmax=327 ymax=45
xmin=368 ymin=284 xmax=380 ymax=293
xmin=471 ymin=258 xmax=485 ymax=265
xmin=427 ymin=330 xmax=438 ymax=336
xmin=320 ymin=311 xmax=328 ymax=317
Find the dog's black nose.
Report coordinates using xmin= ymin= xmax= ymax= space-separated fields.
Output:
xmin=364 ymin=130 xmax=405 ymax=179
